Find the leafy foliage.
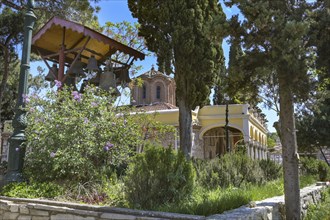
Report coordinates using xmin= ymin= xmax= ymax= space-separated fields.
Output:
xmin=103 ymin=21 xmax=148 ymax=77
xmin=1 ymin=0 xmax=100 ymax=30
xmin=1 ymin=181 xmax=64 ymax=199
xmin=300 ymin=157 xmax=330 ymax=182
xmin=305 ymin=188 xmax=330 ymax=220
xmin=24 ymin=85 xmax=173 ymax=183
xmin=0 ymin=7 xmax=24 ymax=126
xmin=124 ymin=144 xmax=195 ymax=209
xmin=194 ymin=153 xmax=264 ymax=189
xmin=296 ymin=82 xmax=330 ymax=153
xmin=267 ymin=132 xmax=278 ymax=148
xmin=258 ymin=159 xmax=282 ymax=181
xmin=224 ymin=0 xmax=317 ymax=217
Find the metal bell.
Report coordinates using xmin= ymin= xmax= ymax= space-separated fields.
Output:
xmin=99 ymin=66 xmax=120 ymax=96
xmin=69 ymin=58 xmax=86 ymax=78
xmin=86 ymin=55 xmax=99 ymax=72
xmin=45 ymin=63 xmax=58 ymax=81
xmin=89 ymin=70 xmax=101 ymax=86
xmin=113 ymin=66 xmax=131 ymax=87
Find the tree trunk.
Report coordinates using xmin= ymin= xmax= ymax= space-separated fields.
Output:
xmin=278 ymin=75 xmax=301 ymax=220
xmin=319 ymin=146 xmax=330 ymax=166
xmin=178 ymin=95 xmax=192 ymax=158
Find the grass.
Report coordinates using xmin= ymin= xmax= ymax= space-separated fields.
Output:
xmin=154 ymin=180 xmax=283 ymax=216
xmin=154 ymin=175 xmax=318 ymax=216
xmin=246 ymin=179 xmax=284 ymax=201
xmin=155 ymin=186 xmax=252 ymax=216
xmin=300 ymin=175 xmax=318 ymax=188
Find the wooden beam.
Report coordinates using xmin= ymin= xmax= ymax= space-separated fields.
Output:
xmin=37 ymin=49 xmax=57 ymax=80
xmin=98 ymin=47 xmax=117 ymax=64
xmin=58 ymin=27 xmax=66 ymax=82
xmin=62 ymin=37 xmax=91 ymax=84
xmin=68 ymin=36 xmax=88 ymax=50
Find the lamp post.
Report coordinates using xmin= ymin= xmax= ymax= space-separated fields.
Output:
xmin=4 ymin=0 xmax=36 ymax=183
xmin=224 ymin=95 xmax=230 ymax=153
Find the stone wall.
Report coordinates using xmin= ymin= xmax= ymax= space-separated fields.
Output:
xmin=207 ymin=183 xmax=329 ymax=220
xmin=0 ymin=183 xmax=328 ymax=220
xmin=0 ymin=197 xmax=204 ymax=220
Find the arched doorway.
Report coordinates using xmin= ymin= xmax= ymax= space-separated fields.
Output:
xmin=203 ymin=127 xmax=243 ymax=159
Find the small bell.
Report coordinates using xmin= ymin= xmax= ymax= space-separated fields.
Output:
xmin=100 ymin=65 xmax=120 ymax=96
xmin=69 ymin=58 xmax=86 ymax=78
xmin=86 ymin=55 xmax=99 ymax=73
xmin=114 ymin=66 xmax=131 ymax=87
xmin=89 ymin=70 xmax=101 ymax=86
xmin=45 ymin=63 xmax=58 ymax=81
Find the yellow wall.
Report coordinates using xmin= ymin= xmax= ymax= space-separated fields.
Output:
xmin=153 ymin=111 xmax=179 ymax=126
xmin=149 ymin=104 xmax=268 ymax=146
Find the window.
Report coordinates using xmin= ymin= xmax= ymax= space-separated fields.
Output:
xmin=142 ymin=85 xmax=146 ymax=99
xmin=156 ymin=86 xmax=161 ymax=99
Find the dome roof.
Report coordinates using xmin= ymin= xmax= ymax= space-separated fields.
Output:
xmin=141 ymin=65 xmax=167 ymax=78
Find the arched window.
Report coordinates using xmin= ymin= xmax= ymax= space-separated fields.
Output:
xmin=142 ymin=85 xmax=146 ymax=99
xmin=156 ymin=86 xmax=161 ymax=99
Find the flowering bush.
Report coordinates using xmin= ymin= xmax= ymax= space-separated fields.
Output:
xmin=23 ymin=85 xmax=174 ymax=183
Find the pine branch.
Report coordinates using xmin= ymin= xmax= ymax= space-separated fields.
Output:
xmin=0 ymin=0 xmax=23 ymax=10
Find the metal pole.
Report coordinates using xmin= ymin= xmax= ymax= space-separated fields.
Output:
xmin=225 ymin=102 xmax=230 ymax=152
xmin=4 ymin=0 xmax=36 ymax=183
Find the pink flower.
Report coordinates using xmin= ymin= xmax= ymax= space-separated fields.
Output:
xmin=22 ymin=94 xmax=30 ymax=103
xmin=72 ymin=91 xmax=82 ymax=102
xmin=54 ymin=80 xmax=62 ymax=88
xmin=50 ymin=152 xmax=56 ymax=158
xmin=104 ymin=142 xmax=114 ymax=151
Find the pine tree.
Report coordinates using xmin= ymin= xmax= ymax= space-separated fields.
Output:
xmin=128 ymin=0 xmax=226 ymax=156
xmin=225 ymin=0 xmax=314 ymax=218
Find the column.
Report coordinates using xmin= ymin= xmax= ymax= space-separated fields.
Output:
xmin=250 ymin=143 xmax=254 ymax=160
xmin=246 ymin=143 xmax=250 ymax=157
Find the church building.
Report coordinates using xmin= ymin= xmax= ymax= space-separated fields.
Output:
xmin=131 ymin=66 xmax=269 ymax=160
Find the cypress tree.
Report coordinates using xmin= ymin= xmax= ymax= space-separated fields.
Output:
xmin=128 ymin=0 xmax=226 ymax=156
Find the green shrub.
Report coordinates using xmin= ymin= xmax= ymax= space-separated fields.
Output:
xmin=258 ymin=159 xmax=282 ymax=181
xmin=305 ymin=188 xmax=330 ymax=220
xmin=300 ymin=157 xmax=330 ymax=181
xmin=194 ymin=153 xmax=264 ymax=189
xmin=300 ymin=157 xmax=319 ymax=176
xmin=1 ymin=181 xmax=64 ymax=199
xmin=24 ymin=85 xmax=174 ymax=183
xmin=318 ymin=161 xmax=330 ymax=181
xmin=102 ymin=175 xmax=127 ymax=207
xmin=124 ymin=144 xmax=195 ymax=209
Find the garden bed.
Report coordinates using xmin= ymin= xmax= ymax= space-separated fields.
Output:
xmin=0 ymin=183 xmax=328 ymax=220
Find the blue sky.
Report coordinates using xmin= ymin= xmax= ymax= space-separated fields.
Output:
xmin=29 ymin=0 xmax=278 ymax=132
